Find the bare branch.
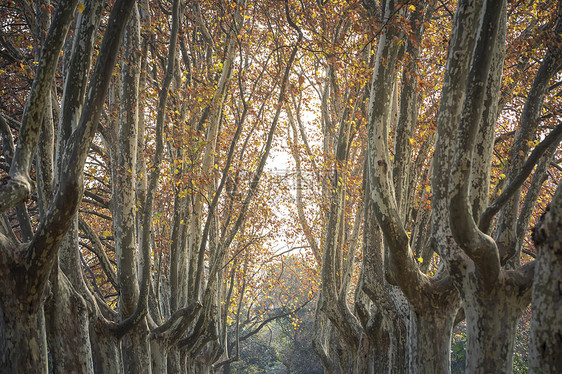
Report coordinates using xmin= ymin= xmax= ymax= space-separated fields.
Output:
xmin=78 ymin=217 xmax=119 ymax=291
xmin=480 ymin=123 xmax=562 ymax=232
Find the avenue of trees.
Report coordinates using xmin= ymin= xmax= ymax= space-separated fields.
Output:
xmin=0 ymin=0 xmax=560 ymax=373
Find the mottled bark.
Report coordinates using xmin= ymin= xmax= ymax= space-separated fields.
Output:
xmin=469 ymin=7 xmax=506 ymax=221
xmin=0 ymin=303 xmax=48 ymax=373
xmin=490 ymin=2 xmax=562 ymax=257
xmin=408 ymin=306 xmax=457 ymax=374
xmin=0 ymin=0 xmax=78 ymax=214
xmin=112 ymin=6 xmax=153 ymax=373
xmin=463 ymin=269 xmax=533 ymax=373
xmin=122 ymin=322 xmax=151 ymax=374
xmin=393 ymin=1 xmax=435 ymax=222
xmin=55 ymin=0 xmax=103 ymax=174
xmin=448 ymin=0 xmax=504 ymax=284
xmin=0 ymin=0 xmax=135 ymax=371
xmin=150 ymin=339 xmax=168 ymax=374
xmin=45 ymin=271 xmax=94 ymax=374
xmin=529 ymin=181 xmax=562 ymax=373
xmin=90 ymin=322 xmax=122 ymax=374
xmin=361 ymin=174 xmax=408 ymax=373
xmin=431 ymin=0 xmax=484 ymax=269
xmin=366 ymin=2 xmax=462 ymax=373
xmin=312 ymin=306 xmax=339 ymax=374
xmin=445 ymin=1 xmax=541 ymax=372
xmin=36 ymin=88 xmax=54 ymax=219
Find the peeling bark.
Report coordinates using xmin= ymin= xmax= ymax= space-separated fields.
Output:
xmin=0 ymin=303 xmax=48 ymax=373
xmin=529 ymin=181 xmax=562 ymax=373
xmin=45 ymin=271 xmax=94 ymax=374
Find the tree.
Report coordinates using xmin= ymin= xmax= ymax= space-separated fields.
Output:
xmin=286 ymin=0 xmax=560 ymax=372
xmin=0 ymin=0 xmax=560 ymax=372
xmin=0 ymin=0 xmax=136 ymax=371
xmin=0 ymin=0 xmax=302 ymax=372
xmin=366 ymin=0 xmax=561 ymax=372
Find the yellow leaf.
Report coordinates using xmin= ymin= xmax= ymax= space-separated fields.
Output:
xmin=78 ymin=2 xmax=84 ymax=13
xmin=102 ymin=230 xmax=110 ymax=238
xmin=417 ymin=257 xmax=423 ymax=263
xmin=425 ymin=185 xmax=431 ymax=193
xmin=409 ymin=137 xmax=415 ymax=146
xmin=409 ymin=5 xmax=416 ymax=11
xmin=499 ymin=173 xmax=506 ymax=179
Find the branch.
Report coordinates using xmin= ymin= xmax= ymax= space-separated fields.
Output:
xmin=0 ymin=115 xmax=15 ymax=166
xmin=0 ymin=0 xmax=78 ymax=215
xmin=176 ymin=307 xmax=211 ymax=350
xmin=80 ymin=252 xmax=105 ymax=299
xmin=448 ymin=0 xmax=504 ymax=284
xmin=367 ymin=3 xmax=424 ymax=300
xmin=83 ymin=190 xmax=110 ymax=209
xmin=78 ymin=217 xmax=118 ymax=291
xmin=22 ymin=0 xmax=137 ymax=310
xmin=491 ymin=6 xmax=562 ymax=261
xmin=55 ymin=0 xmax=105 ymax=175
xmin=0 ymin=114 xmax=21 ymax=131
xmin=0 ymin=115 xmax=33 ymax=241
xmin=479 ymin=123 xmax=562 ymax=232
xmin=213 ymin=267 xmax=245 ymax=371
xmin=286 ymin=106 xmax=321 ymax=264
xmin=338 ymin=200 xmax=363 ymax=300
xmin=239 ymin=298 xmax=313 ymax=344
xmin=506 ymin=260 xmax=535 ymax=307
xmin=79 ymin=209 xmax=112 ymax=221
xmin=192 ymin=107 xmax=245 ymax=301
xmin=118 ymin=0 xmax=179 ymax=331
xmin=431 ymin=0 xmax=485 ymax=269
xmin=150 ymin=301 xmax=202 ymax=343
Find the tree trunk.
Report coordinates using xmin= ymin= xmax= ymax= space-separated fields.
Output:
xmin=464 ymin=282 xmax=525 ymax=373
xmin=167 ymin=348 xmax=182 ymax=373
xmin=45 ymin=271 xmax=94 ymax=374
xmin=355 ymin=332 xmax=380 ymax=374
xmin=0 ymin=303 xmax=48 ymax=373
xmin=150 ymin=339 xmax=168 ymax=374
xmin=122 ymin=322 xmax=152 ymax=374
xmin=89 ymin=323 xmax=122 ymax=374
xmin=390 ymin=318 xmax=408 ymax=373
xmin=408 ymin=308 xmax=456 ymax=374
xmin=529 ymin=182 xmax=562 ymax=373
